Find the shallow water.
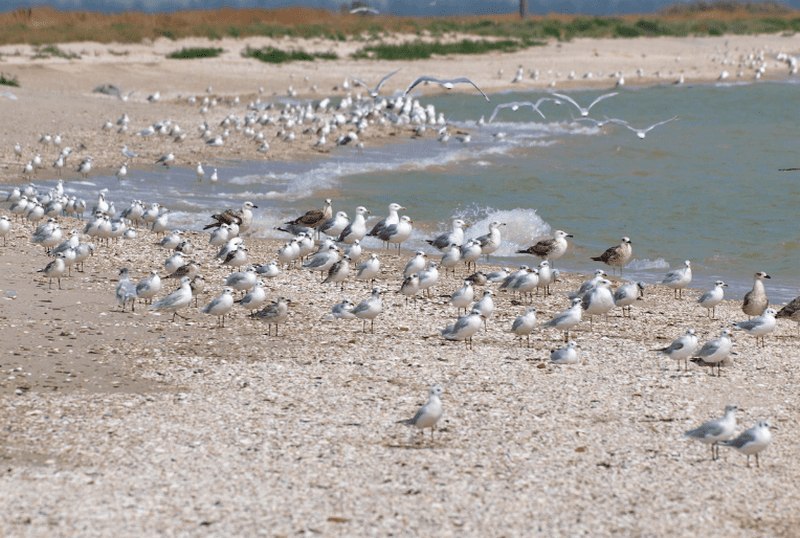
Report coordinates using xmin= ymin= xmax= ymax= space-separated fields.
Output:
xmin=17 ymin=79 xmax=800 ymax=302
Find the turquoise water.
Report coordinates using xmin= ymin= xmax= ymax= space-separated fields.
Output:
xmin=19 ymin=80 xmax=800 ymax=301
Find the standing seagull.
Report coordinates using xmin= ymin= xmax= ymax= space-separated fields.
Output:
xmin=403 ymin=76 xmax=490 ymax=101
xmin=150 ymin=276 xmax=193 ymax=322
xmin=367 ymin=202 xmax=406 ymax=243
xmin=614 ymin=281 xmax=646 ymax=317
xmin=662 ymin=260 xmax=692 ymax=299
xmin=776 ymin=293 xmax=800 ymax=334
xmin=690 ymin=328 xmax=734 ymax=376
xmin=698 ymin=280 xmax=728 ymax=319
xmin=516 ymin=230 xmax=572 ymax=267
xmin=742 ymin=271 xmax=771 ymax=319
xmin=683 ymin=404 xmax=739 ymax=460
xmin=353 ymin=288 xmax=383 ymax=333
xmin=427 ymin=219 xmax=470 ymax=252
xmin=732 ymin=307 xmax=777 ymax=347
xmin=396 ymin=385 xmax=444 ymax=442
xmin=590 ymin=237 xmax=633 ymax=275
xmin=39 ymin=253 xmax=67 ymax=289
xmin=441 ymin=309 xmax=485 ymax=349
xmin=204 ymin=201 xmax=259 ymax=234
xmin=474 ymin=221 xmax=505 ymax=259
xmin=281 ymin=198 xmax=333 ymax=233
xmin=337 ymin=206 xmax=370 ymax=244
xmin=655 ymin=328 xmax=699 ymax=371
xmin=252 ymin=297 xmax=291 ymax=336
xmin=155 ymin=152 xmax=175 ymax=169
xmin=115 ymin=268 xmax=138 ymax=312
xmin=719 ymin=420 xmax=774 ymax=468
xmin=378 ymin=215 xmax=413 ymax=250
xmin=550 ymin=91 xmax=618 ymax=116
xmin=202 ymin=287 xmax=235 ymax=328
xmin=510 ymin=306 xmax=537 ymax=347
xmin=539 ymin=297 xmax=583 ymax=342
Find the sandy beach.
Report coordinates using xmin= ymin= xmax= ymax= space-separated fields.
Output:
xmin=2 ymin=32 xmax=800 ymax=536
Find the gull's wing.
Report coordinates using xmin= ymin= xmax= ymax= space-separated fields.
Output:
xmin=375 ymin=68 xmax=402 ymax=92
xmin=404 ymin=76 xmax=490 ymax=101
xmin=550 ymin=93 xmax=581 ymax=112
xmin=642 ymin=116 xmax=679 ymax=133
xmin=587 ymin=92 xmax=619 ymax=110
xmin=349 ymin=75 xmax=369 ymax=89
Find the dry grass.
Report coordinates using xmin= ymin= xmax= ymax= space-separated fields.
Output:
xmin=2 ymin=4 xmax=800 ymax=45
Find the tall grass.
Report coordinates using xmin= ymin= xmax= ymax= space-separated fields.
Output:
xmin=351 ymin=39 xmax=542 ymax=60
xmin=242 ymin=45 xmax=337 ymax=63
xmin=0 ymin=72 xmax=20 ymax=87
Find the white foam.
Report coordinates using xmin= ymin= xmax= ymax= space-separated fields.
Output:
xmin=626 ymin=257 xmax=670 ymax=271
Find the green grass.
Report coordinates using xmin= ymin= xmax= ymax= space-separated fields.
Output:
xmin=167 ymin=47 xmax=224 ymax=59
xmin=0 ymin=72 xmax=20 ymax=87
xmin=242 ymin=45 xmax=337 ymax=63
xmin=351 ymin=38 xmax=542 ymax=60
xmin=32 ymin=44 xmax=80 ymax=59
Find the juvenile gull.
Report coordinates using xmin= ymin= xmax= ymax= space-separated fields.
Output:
xmin=654 ymin=328 xmax=698 ymax=371
xmin=776 ymin=293 xmax=800 ymax=333
xmin=719 ymin=420 xmax=774 ymax=468
xmin=732 ymin=307 xmax=777 ymax=347
xmin=204 ymin=201 xmax=258 ymax=234
xmin=742 ymin=271 xmax=771 ymax=319
xmin=399 ymin=273 xmax=421 ymax=306
xmin=252 ymin=297 xmax=291 ymax=336
xmin=397 ymin=385 xmax=444 ymax=442
xmin=662 ymin=260 xmax=692 ymax=299
xmin=511 ymin=306 xmax=537 ymax=347
xmin=683 ymin=404 xmax=738 ymax=460
xmin=202 ymin=287 xmax=235 ymax=328
xmin=614 ymin=281 xmax=646 ymax=317
xmin=698 ymin=280 xmax=728 ymax=319
xmin=441 ymin=308 xmax=484 ymax=349
xmin=591 ymin=237 xmax=633 ymax=275
xmin=403 ymin=76 xmax=490 ymax=101
xmin=517 ymin=230 xmax=572 ymax=266
xmin=540 ymin=297 xmax=583 ymax=342
xmin=551 ymin=341 xmax=579 ymax=364
xmin=190 ymin=274 xmax=206 ymax=307
xmin=323 ymin=254 xmax=351 ymax=290
xmin=282 ymin=198 xmax=333 ymax=231
xmin=427 ymin=219 xmax=470 ymax=251
xmin=690 ymin=328 xmax=734 ymax=376
xmin=550 ymin=91 xmax=618 ymax=116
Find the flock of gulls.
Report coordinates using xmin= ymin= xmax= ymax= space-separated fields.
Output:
xmin=3 ymin=68 xmax=792 ymax=461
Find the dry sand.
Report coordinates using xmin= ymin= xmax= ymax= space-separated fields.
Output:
xmin=1 ymin=33 xmax=800 ymax=537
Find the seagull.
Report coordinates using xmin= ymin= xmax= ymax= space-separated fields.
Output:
xmin=403 ymin=76 xmax=490 ymax=101
xmin=155 ymin=152 xmax=175 ymax=169
xmin=367 ymin=202 xmax=406 ymax=242
xmin=655 ymin=328 xmax=699 ymax=371
xmin=698 ymin=280 xmax=728 ymax=319
xmin=417 ymin=261 xmax=440 ymax=298
xmin=377 ymin=215 xmax=413 ymax=250
xmin=614 ymin=281 xmax=646 ymax=317
xmin=449 ymin=280 xmax=474 ymax=316
xmin=776 ymin=293 xmax=800 ymax=333
xmin=719 ymin=420 xmax=774 ymax=467
xmin=252 ymin=297 xmax=291 ymax=336
xmin=540 ymin=297 xmax=583 ymax=342
xmin=581 ymin=278 xmax=615 ymax=328
xmin=323 ymin=254 xmax=351 ymax=289
xmin=606 ymin=116 xmax=679 ymax=139
xmin=473 ymin=289 xmax=495 ymax=328
xmin=317 ymin=210 xmax=350 ymax=238
xmin=441 ymin=308 xmax=485 ymax=349
xmin=404 ymin=251 xmax=428 ymax=278
xmin=590 ymin=237 xmax=633 ymax=275
xmin=683 ymin=404 xmax=739 ymax=460
xmin=516 ymin=230 xmax=572 ymax=266
xmin=204 ymin=201 xmax=258 ymax=233
xmin=511 ymin=306 xmax=537 ymax=347
xmin=550 ymin=92 xmax=618 ymax=117
xmin=281 ymin=198 xmax=333 ymax=232
xmin=196 ymin=162 xmax=205 ymax=181
xmin=349 ymin=68 xmax=402 ymax=98
xmin=237 ymin=281 xmax=268 ymax=314
xmin=115 ymin=162 xmax=128 ymax=181
xmin=396 ymin=385 xmax=444 ymax=442
xmin=487 ymin=98 xmax=560 ymax=123
xmin=331 ymin=298 xmax=356 ymax=320
xmin=427 ymin=219 xmax=470 ymax=252
xmin=302 ymin=244 xmax=340 ymax=277
xmin=135 ymin=270 xmax=161 ymax=305
xmin=122 ymin=145 xmax=138 ymax=159
xmin=690 ymin=328 xmax=734 ymax=376
xmin=38 ymin=253 xmax=67 ymax=289
xmin=353 ymin=288 xmax=383 ymax=333
xmin=399 ymin=273 xmax=421 ymax=306
xmin=662 ymin=260 xmax=692 ymax=299
xmin=355 ymin=252 xmax=380 ymax=284
xmin=474 ymin=221 xmax=505 ymax=259
xmin=0 ymin=215 xmax=10 ymax=246
xmin=742 ymin=271 xmax=771 ymax=319
xmin=115 ymin=268 xmax=138 ymax=312
xmin=150 ymin=276 xmax=193 ymax=322
xmin=336 ymin=206 xmax=370 ymax=244
xmin=551 ymin=341 xmax=579 ymax=364
xmin=202 ymin=287 xmax=235 ymax=328
xmin=732 ymin=307 xmax=777 ymax=347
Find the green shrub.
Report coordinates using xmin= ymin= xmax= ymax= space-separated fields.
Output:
xmin=167 ymin=47 xmax=223 ymax=59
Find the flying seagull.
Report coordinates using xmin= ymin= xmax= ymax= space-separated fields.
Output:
xmin=550 ymin=92 xmax=618 ymax=116
xmin=605 ymin=116 xmax=679 ymax=139
xmin=349 ymin=69 xmax=402 ymax=98
xmin=403 ymin=76 xmax=490 ymax=102
xmin=488 ymin=98 xmax=560 ymax=123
